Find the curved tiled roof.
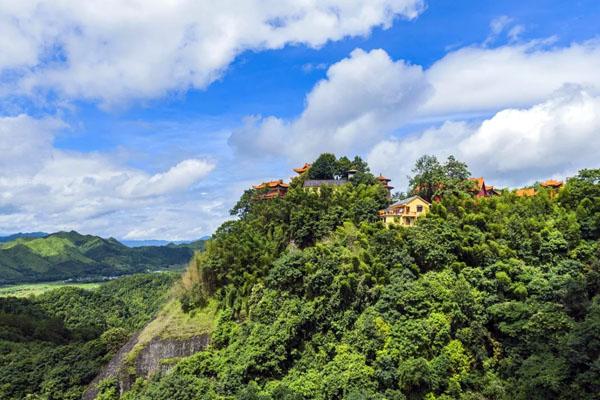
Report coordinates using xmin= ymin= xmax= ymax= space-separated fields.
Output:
xmin=515 ymin=188 xmax=536 ymax=197
xmin=293 ymin=163 xmax=311 ymax=174
xmin=253 ymin=179 xmax=289 ymax=190
xmin=469 ymin=177 xmax=485 ymax=189
xmin=377 ymin=174 xmax=391 ymax=182
xmin=540 ymin=179 xmax=563 ymax=188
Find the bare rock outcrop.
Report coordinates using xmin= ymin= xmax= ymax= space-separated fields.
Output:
xmin=83 ymin=333 xmax=210 ymax=399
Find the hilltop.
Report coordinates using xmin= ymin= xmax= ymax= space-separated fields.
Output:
xmin=0 ymin=231 xmax=200 ymax=284
xmin=0 ymin=232 xmax=48 ymax=243
xmin=89 ymin=154 xmax=600 ymax=400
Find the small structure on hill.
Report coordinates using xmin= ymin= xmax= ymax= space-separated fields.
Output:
xmin=540 ymin=179 xmax=563 ymax=189
xmin=253 ymin=180 xmax=289 ymax=199
xmin=293 ymin=163 xmax=311 ymax=174
xmin=377 ymin=174 xmax=394 ymax=198
xmin=379 ymin=195 xmax=431 ymax=227
xmin=515 ymin=179 xmax=563 ymax=198
xmin=469 ymin=177 xmax=498 ymax=198
xmin=485 ymin=184 xmax=500 ymax=196
xmin=303 ymin=179 xmax=348 ymax=189
xmin=541 ymin=179 xmax=563 ymax=198
xmin=299 ymin=165 xmax=351 ymax=191
xmin=515 ymin=187 xmax=536 ymax=197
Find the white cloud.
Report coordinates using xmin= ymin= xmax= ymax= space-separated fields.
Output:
xmin=229 ymin=48 xmax=431 ymax=161
xmin=118 ymin=159 xmax=215 ymax=198
xmin=422 ymin=40 xmax=600 ymax=118
xmin=230 ymin=40 xmax=600 ymax=167
xmin=0 ymin=114 xmax=217 ymax=239
xmin=368 ymin=86 xmax=600 ymax=191
xmin=0 ymin=0 xmax=424 ymax=106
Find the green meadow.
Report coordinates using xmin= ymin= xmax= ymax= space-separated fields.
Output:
xmin=0 ymin=281 xmax=102 ymax=298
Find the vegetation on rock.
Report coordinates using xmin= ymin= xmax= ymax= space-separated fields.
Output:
xmin=118 ymin=155 xmax=600 ymax=400
xmin=0 ymin=273 xmax=177 ymax=399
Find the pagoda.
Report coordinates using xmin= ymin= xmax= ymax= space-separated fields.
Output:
xmin=377 ymin=174 xmax=394 ymax=198
xmin=540 ymin=179 xmax=563 ymax=189
xmin=253 ymin=180 xmax=289 ymax=199
xmin=293 ymin=163 xmax=311 ymax=174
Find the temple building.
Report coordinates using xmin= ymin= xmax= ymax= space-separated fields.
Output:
xmin=515 ymin=187 xmax=536 ymax=197
xmin=293 ymin=163 xmax=311 ymax=174
xmin=303 ymin=179 xmax=348 ymax=189
xmin=515 ymin=179 xmax=563 ymax=198
xmin=253 ymin=180 xmax=289 ymax=199
xmin=379 ymin=195 xmax=431 ymax=227
xmin=377 ymin=174 xmax=394 ymax=198
xmin=541 ymin=179 xmax=564 ymax=198
xmin=468 ymin=177 xmax=501 ymax=197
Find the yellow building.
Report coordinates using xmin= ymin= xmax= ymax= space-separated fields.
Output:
xmin=379 ymin=195 xmax=431 ymax=227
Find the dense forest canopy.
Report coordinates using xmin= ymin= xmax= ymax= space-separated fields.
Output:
xmin=111 ymin=155 xmax=600 ymax=400
xmin=0 ymin=273 xmax=177 ymax=400
xmin=0 ymin=231 xmax=198 ymax=284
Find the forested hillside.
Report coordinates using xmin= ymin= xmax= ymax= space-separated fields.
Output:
xmin=116 ymin=155 xmax=600 ymax=400
xmin=0 ymin=273 xmax=178 ymax=399
xmin=0 ymin=231 xmax=196 ymax=283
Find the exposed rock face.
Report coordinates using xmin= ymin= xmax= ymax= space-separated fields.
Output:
xmin=83 ymin=334 xmax=210 ymax=399
xmin=134 ymin=335 xmax=211 ymax=381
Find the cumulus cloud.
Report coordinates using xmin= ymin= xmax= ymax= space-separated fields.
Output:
xmin=230 ymin=39 xmax=600 ymax=166
xmin=368 ymin=86 xmax=600 ymax=191
xmin=229 ymin=48 xmax=431 ymax=160
xmin=0 ymin=0 xmax=424 ymax=106
xmin=0 ymin=114 xmax=216 ymax=239
xmin=422 ymin=40 xmax=600 ymax=118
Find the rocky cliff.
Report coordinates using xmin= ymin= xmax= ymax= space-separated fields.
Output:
xmin=83 ymin=333 xmax=210 ymax=399
xmin=83 ymin=299 xmax=215 ymax=399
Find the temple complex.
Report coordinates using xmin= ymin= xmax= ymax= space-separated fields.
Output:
xmin=515 ymin=179 xmax=563 ymax=198
xmin=253 ymin=180 xmax=289 ymax=199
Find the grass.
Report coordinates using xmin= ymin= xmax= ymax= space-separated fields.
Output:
xmin=126 ymin=298 xmax=217 ymax=364
xmin=1 ymin=236 xmax=73 ymax=256
xmin=0 ymin=281 xmax=102 ymax=298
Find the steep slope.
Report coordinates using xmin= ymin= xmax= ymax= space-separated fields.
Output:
xmin=107 ymin=158 xmax=600 ymax=400
xmin=0 ymin=273 xmax=178 ymax=400
xmin=0 ymin=231 xmax=195 ymax=283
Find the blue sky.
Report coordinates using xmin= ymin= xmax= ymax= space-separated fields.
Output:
xmin=1 ymin=0 xmax=600 ymax=239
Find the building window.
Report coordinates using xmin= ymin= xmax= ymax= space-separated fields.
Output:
xmin=406 ymin=206 xmax=410 ymax=213
xmin=417 ymin=205 xmax=423 ymax=212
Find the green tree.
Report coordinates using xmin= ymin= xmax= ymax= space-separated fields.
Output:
xmin=308 ymin=153 xmax=338 ymax=179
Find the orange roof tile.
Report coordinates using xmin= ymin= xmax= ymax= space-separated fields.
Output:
xmin=377 ymin=174 xmax=391 ymax=182
xmin=293 ymin=163 xmax=311 ymax=174
xmin=469 ymin=177 xmax=485 ymax=189
xmin=540 ymin=179 xmax=563 ymax=188
xmin=515 ymin=188 xmax=536 ymax=197
xmin=253 ymin=179 xmax=289 ymax=190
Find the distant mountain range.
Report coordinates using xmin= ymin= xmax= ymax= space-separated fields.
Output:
xmin=121 ymin=236 xmax=210 ymax=248
xmin=0 ymin=231 xmax=206 ymax=284
xmin=0 ymin=232 xmax=48 ymax=243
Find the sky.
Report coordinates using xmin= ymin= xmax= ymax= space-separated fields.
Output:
xmin=1 ymin=0 xmax=600 ymax=240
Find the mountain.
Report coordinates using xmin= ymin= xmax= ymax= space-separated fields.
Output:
xmin=86 ymin=157 xmax=600 ymax=400
xmin=121 ymin=236 xmax=210 ymax=248
xmin=0 ymin=231 xmax=196 ymax=284
xmin=0 ymin=232 xmax=48 ymax=243
xmin=121 ymin=239 xmax=178 ymax=247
